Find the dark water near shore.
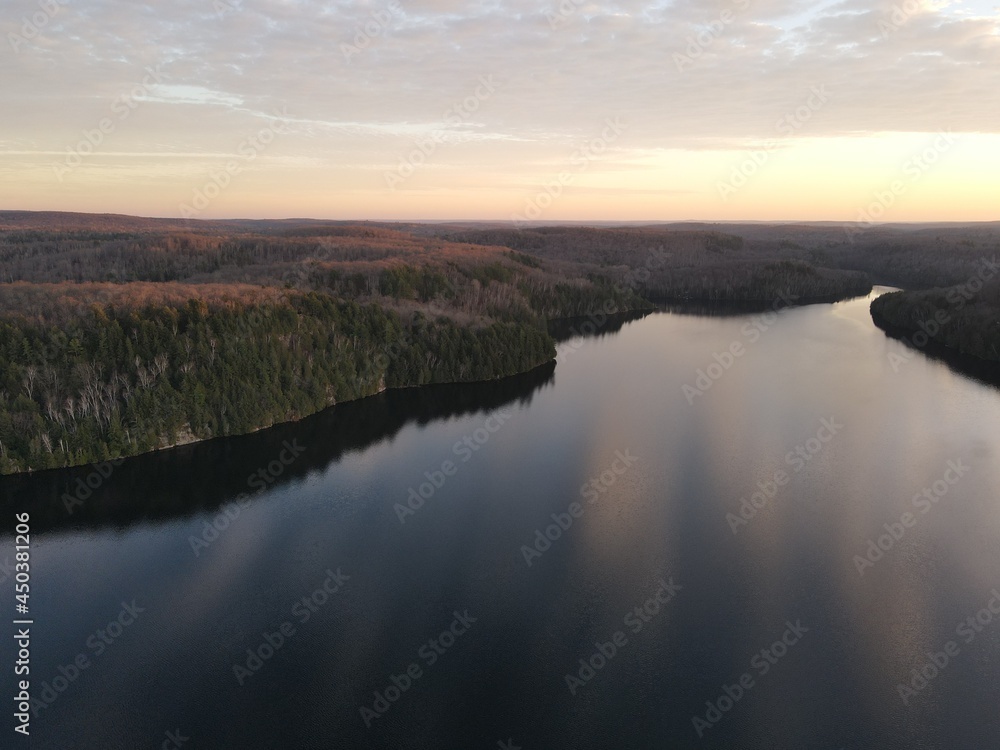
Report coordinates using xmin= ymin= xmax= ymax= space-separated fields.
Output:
xmin=4 ymin=287 xmax=1000 ymax=749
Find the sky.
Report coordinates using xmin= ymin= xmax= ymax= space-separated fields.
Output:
xmin=1 ymin=0 xmax=998 ymax=222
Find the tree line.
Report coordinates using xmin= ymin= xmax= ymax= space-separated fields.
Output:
xmin=870 ymin=279 xmax=1000 ymax=363
xmin=0 ymin=293 xmax=554 ymax=474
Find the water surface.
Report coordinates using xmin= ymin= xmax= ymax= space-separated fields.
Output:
xmin=4 ymin=289 xmax=1000 ymax=749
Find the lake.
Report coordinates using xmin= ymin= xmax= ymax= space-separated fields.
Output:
xmin=4 ymin=287 xmax=1000 ymax=749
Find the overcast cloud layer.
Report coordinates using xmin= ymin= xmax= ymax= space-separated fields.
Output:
xmin=1 ymin=0 xmax=998 ymax=219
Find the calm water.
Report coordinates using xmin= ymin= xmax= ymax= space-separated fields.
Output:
xmin=4 ymin=288 xmax=1000 ymax=749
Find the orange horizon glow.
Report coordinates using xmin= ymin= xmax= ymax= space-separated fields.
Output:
xmin=2 ymin=2 xmax=998 ymax=224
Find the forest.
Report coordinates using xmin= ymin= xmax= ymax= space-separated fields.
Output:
xmin=870 ymin=275 xmax=1000 ymax=363
xmin=0 ymin=293 xmax=555 ymax=473
xmin=1 ymin=211 xmax=997 ymax=474
xmin=439 ymin=226 xmax=874 ymax=303
xmin=0 ymin=217 xmax=646 ymax=473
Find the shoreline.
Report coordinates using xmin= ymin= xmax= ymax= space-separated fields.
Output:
xmin=0 ymin=356 xmax=561 ymax=479
xmin=869 ymin=309 xmax=1000 ymax=388
xmin=0 ymin=289 xmax=875 ymax=479
xmin=650 ymin=288 xmax=874 ymax=317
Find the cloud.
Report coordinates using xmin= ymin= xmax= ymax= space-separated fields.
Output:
xmin=0 ymin=0 xmax=997 ymax=218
